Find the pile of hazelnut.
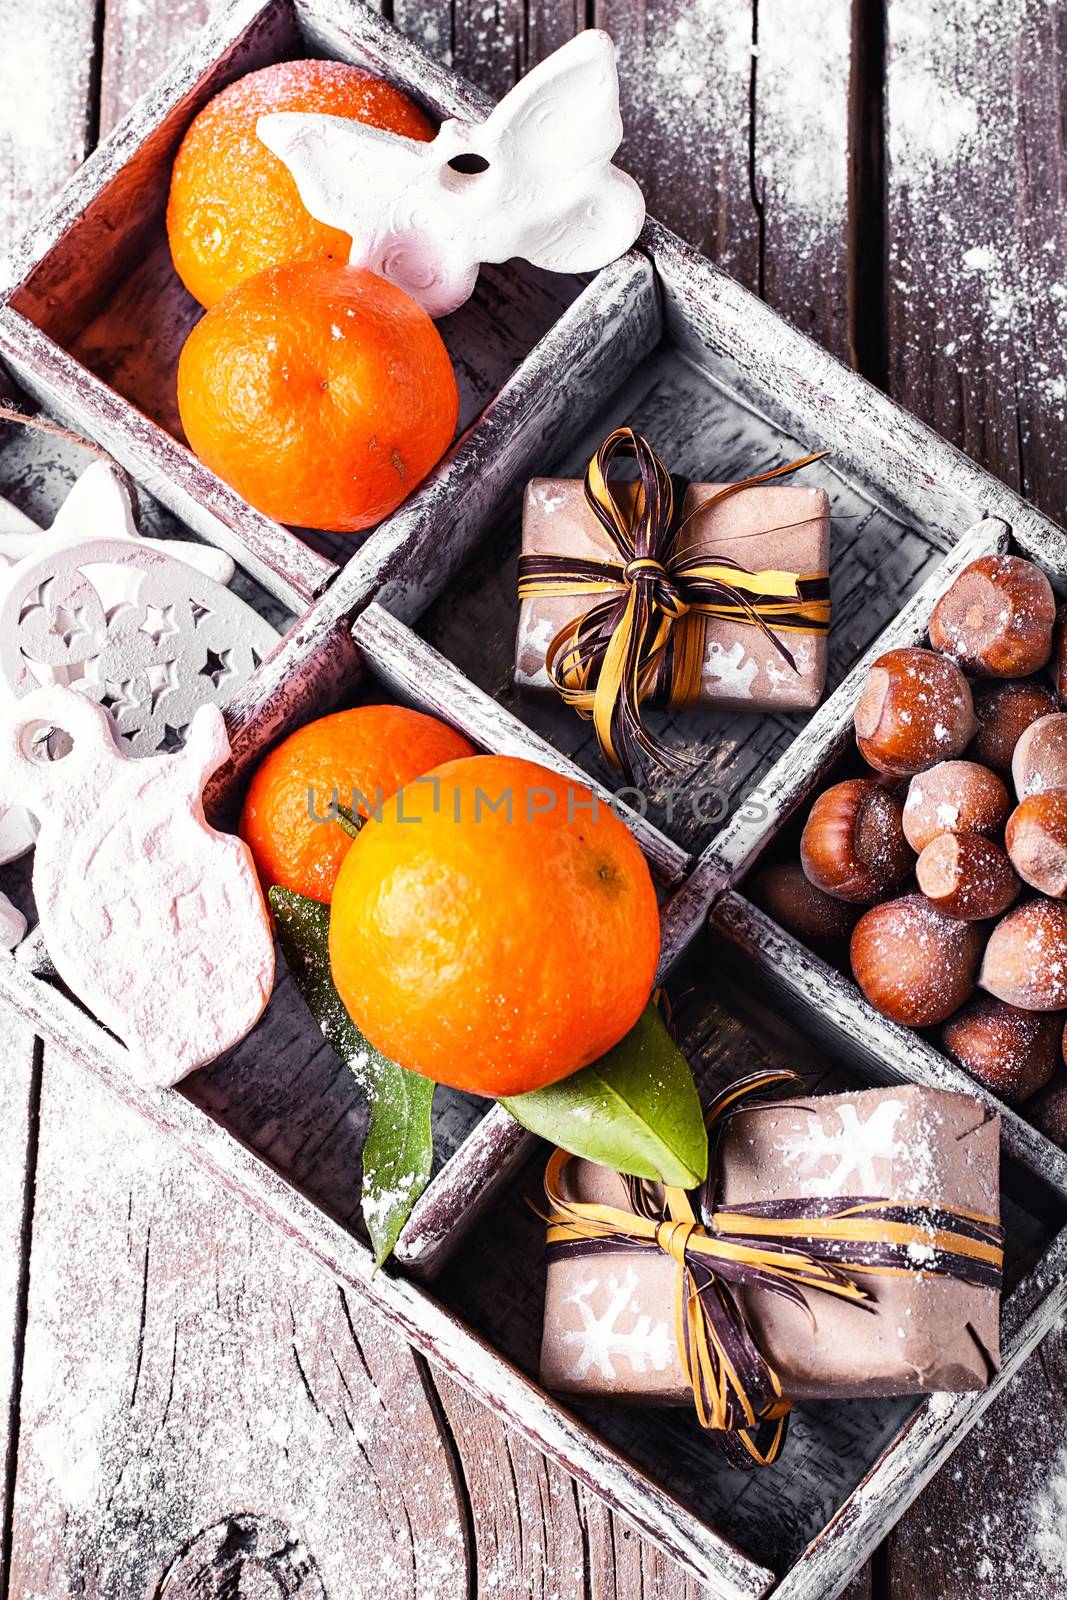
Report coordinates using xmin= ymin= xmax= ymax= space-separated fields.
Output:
xmin=752 ymin=552 xmax=1067 ymax=1151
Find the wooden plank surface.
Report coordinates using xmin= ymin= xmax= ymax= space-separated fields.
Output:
xmin=0 ymin=1016 xmax=38 ymax=1584
xmin=601 ymin=0 xmax=853 ymax=360
xmin=0 ymin=0 xmax=100 ymax=249
xmin=884 ymin=1319 xmax=1067 ymax=1598
xmin=0 ymin=1 xmax=98 ymax=1587
xmin=7 ymin=1048 xmax=472 ymax=1598
xmin=884 ymin=0 xmax=1067 ymax=525
xmin=1 ymin=1 xmax=1066 ymax=1597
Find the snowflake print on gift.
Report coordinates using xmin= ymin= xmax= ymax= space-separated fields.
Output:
xmin=515 ymin=611 xmax=556 ymax=691
xmin=703 ymin=639 xmax=758 ymax=698
xmin=765 ymin=636 xmax=815 ymax=694
xmin=779 ymin=1098 xmax=906 ymax=1196
xmin=560 ymin=1269 xmax=672 ymax=1381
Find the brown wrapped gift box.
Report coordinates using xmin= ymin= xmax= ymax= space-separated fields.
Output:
xmin=540 ymin=1085 xmax=1000 ymax=1405
xmin=515 ymin=477 xmax=831 ymax=711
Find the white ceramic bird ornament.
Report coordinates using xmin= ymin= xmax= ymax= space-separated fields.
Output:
xmin=257 ymin=30 xmax=645 ymax=318
xmin=0 ymin=686 xmax=274 ymax=1087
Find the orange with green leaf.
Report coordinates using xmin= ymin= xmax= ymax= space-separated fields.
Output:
xmin=255 ymin=721 xmax=706 ymax=1263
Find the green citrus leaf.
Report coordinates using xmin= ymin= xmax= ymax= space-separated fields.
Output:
xmin=500 ymin=1003 xmax=707 ymax=1188
xmin=270 ymin=886 xmax=433 ymax=1267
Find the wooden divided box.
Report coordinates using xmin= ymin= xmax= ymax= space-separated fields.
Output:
xmin=2 ymin=2 xmax=1067 ymax=1596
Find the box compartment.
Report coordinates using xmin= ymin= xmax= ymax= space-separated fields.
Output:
xmin=0 ymin=0 xmax=590 ymax=575
xmin=434 ymin=917 xmax=1066 ymax=1586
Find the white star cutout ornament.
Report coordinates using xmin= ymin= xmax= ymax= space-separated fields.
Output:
xmin=0 ymin=537 xmax=280 ymax=759
xmin=257 ymin=30 xmax=645 ymax=318
xmin=0 ymin=463 xmax=278 ymax=881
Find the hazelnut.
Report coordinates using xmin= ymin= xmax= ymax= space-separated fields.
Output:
xmin=928 ymin=553 xmax=1055 ymax=676
xmin=748 ymin=862 xmax=859 ymax=955
xmin=1030 ymin=1074 xmax=1067 ymax=1151
xmin=1049 ymin=602 xmax=1067 ymax=700
xmin=1012 ymin=713 xmax=1067 ymax=800
xmin=941 ymin=995 xmax=1059 ymax=1104
xmin=850 ymin=894 xmax=984 ymax=1026
xmin=902 ymin=760 xmax=1010 ymax=852
xmin=969 ymin=678 xmax=1059 ymax=775
xmin=979 ymin=899 xmax=1067 ymax=1010
xmin=1005 ymin=791 xmax=1067 ymax=896
xmin=927 ymin=553 xmax=1055 ymax=678
xmin=800 ymin=780 xmax=912 ymax=903
xmin=915 ymin=833 xmax=1020 ymax=920
xmin=854 ymin=647 xmax=976 ymax=776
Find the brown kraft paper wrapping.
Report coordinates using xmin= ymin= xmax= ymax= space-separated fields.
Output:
xmin=540 ymin=1085 xmax=1000 ymax=1405
xmin=515 ymin=477 xmax=831 ymax=711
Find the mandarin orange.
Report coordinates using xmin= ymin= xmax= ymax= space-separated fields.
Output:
xmin=328 ymin=755 xmax=660 ymax=1096
xmin=240 ymin=705 xmax=475 ymax=904
xmin=167 ymin=59 xmax=434 ymax=308
xmin=177 ymin=260 xmax=459 ymax=531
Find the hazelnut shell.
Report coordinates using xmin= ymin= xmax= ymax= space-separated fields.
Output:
xmin=850 ymin=894 xmax=984 ymax=1026
xmin=748 ymin=862 xmax=860 ymax=955
xmin=915 ymin=832 xmax=1019 ymax=921
xmin=1005 ymin=790 xmax=1067 ymax=897
xmin=928 ymin=553 xmax=1055 ymax=676
xmin=1012 ymin=713 xmax=1067 ymax=801
xmin=1049 ymin=603 xmax=1067 ymax=701
xmin=800 ymin=780 xmax=912 ymax=904
xmin=969 ymin=678 xmax=1059 ymax=775
xmin=941 ymin=994 xmax=1060 ymax=1104
xmin=854 ymin=648 xmax=976 ymax=776
xmin=902 ymin=760 xmax=1010 ymax=853
xmin=979 ymin=899 xmax=1067 ymax=1011
xmin=1030 ymin=1073 xmax=1067 ymax=1152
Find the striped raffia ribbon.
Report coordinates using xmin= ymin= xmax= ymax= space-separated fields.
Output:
xmin=517 ymin=427 xmax=831 ymax=783
xmin=543 ymin=1070 xmax=1004 ymax=1469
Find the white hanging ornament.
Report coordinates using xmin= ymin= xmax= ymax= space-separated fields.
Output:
xmin=0 ymin=462 xmax=251 ymax=865
xmin=0 ymin=686 xmax=274 ymax=1086
xmin=0 ymin=536 xmax=279 ymax=759
xmin=0 ymin=495 xmax=39 ymax=537
xmin=0 ymin=890 xmax=26 ymax=951
xmin=0 ymin=802 xmax=38 ymax=868
xmin=257 ymin=30 xmax=645 ymax=318
xmin=0 ymin=459 xmax=236 ymax=584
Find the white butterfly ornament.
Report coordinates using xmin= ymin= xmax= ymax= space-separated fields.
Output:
xmin=257 ymin=31 xmax=645 ymax=318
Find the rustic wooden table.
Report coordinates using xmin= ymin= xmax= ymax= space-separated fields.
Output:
xmin=1 ymin=1 xmax=1065 ymax=1595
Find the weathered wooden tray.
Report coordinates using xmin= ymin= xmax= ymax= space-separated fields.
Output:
xmin=1 ymin=2 xmax=1067 ymax=1597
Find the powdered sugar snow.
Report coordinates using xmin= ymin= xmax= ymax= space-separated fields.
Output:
xmin=1033 ymin=1444 xmax=1067 ymax=1578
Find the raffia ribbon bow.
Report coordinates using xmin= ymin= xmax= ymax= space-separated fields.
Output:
xmin=544 ymin=1070 xmax=1004 ymax=1468
xmin=517 ymin=428 xmax=830 ymax=782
